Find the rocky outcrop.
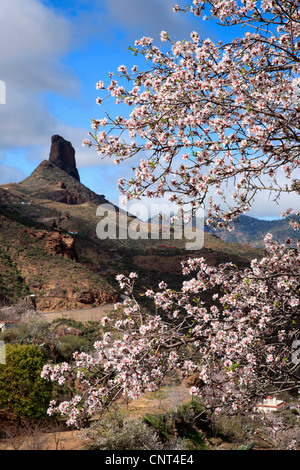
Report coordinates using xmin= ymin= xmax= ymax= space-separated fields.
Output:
xmin=49 ymin=135 xmax=80 ymax=182
xmin=45 ymin=228 xmax=78 ymax=261
xmin=35 ymin=286 xmax=119 ymax=311
xmin=73 ymin=289 xmax=118 ymax=305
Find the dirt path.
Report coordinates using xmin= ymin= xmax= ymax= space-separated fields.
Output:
xmin=39 ymin=304 xmax=114 ymax=323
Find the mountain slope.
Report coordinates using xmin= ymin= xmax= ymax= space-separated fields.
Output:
xmin=0 ymin=143 xmax=268 ymax=311
xmin=12 ymin=159 xmax=108 ymax=205
xmin=0 ymin=210 xmax=118 ymax=310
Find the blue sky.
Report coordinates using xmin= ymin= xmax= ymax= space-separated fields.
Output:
xmin=0 ymin=0 xmax=294 ymax=219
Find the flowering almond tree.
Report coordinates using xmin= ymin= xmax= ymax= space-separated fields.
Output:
xmin=83 ymin=0 xmax=299 ymax=228
xmin=42 ymin=1 xmax=300 ymax=427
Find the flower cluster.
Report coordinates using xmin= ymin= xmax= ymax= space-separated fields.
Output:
xmin=42 ymin=235 xmax=299 ymax=425
xmin=82 ymin=0 xmax=299 ymax=228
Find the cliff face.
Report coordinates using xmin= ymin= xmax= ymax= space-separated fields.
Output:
xmin=49 ymin=135 xmax=80 ymax=182
xmin=44 ymin=228 xmax=78 ymax=261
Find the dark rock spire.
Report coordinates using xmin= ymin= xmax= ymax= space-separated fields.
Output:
xmin=49 ymin=135 xmax=80 ymax=182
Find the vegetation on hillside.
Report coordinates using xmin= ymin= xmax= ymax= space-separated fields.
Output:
xmin=0 ymin=248 xmax=30 ymax=303
xmin=205 ymin=214 xmax=298 ymax=247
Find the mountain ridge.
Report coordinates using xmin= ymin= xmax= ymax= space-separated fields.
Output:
xmin=204 ymin=213 xmax=298 ymax=247
xmin=148 ymin=212 xmax=297 ymax=247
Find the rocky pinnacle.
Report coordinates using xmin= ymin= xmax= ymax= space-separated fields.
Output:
xmin=49 ymin=135 xmax=80 ymax=182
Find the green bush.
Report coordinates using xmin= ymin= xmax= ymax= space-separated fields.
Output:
xmin=0 ymin=344 xmax=52 ymax=422
xmin=82 ymin=409 xmax=163 ymax=450
xmin=144 ymin=400 xmax=209 ymax=450
xmin=0 ymin=317 xmax=60 ymax=362
xmin=0 ymin=317 xmax=102 ymax=362
xmin=52 ymin=318 xmax=101 ymax=352
xmin=210 ymin=413 xmax=259 ymax=443
xmin=57 ymin=334 xmax=91 ymax=361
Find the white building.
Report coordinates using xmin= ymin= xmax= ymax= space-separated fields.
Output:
xmin=256 ymin=396 xmax=286 ymax=413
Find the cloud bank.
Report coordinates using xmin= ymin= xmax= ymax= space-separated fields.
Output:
xmin=0 ymin=0 xmax=79 ymax=169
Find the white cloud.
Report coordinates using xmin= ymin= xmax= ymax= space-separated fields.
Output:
xmin=0 ymin=0 xmax=73 ymax=87
xmin=0 ymin=0 xmax=203 ymax=188
xmin=0 ymin=0 xmax=78 ymax=153
xmin=102 ymin=0 xmax=201 ymax=42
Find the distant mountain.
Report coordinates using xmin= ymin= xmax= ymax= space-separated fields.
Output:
xmin=0 ymin=136 xmax=124 ymax=310
xmin=149 ymin=212 xmax=298 ymax=247
xmin=204 ymin=214 xmax=298 ymax=247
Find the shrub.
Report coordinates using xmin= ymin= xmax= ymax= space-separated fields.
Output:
xmin=144 ymin=400 xmax=209 ymax=450
xmin=82 ymin=409 xmax=163 ymax=450
xmin=56 ymin=334 xmax=91 ymax=361
xmin=0 ymin=317 xmax=60 ymax=362
xmin=0 ymin=344 xmax=52 ymax=422
xmin=210 ymin=413 xmax=258 ymax=444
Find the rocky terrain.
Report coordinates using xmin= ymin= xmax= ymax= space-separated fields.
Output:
xmin=0 ymin=135 xmax=266 ymax=313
